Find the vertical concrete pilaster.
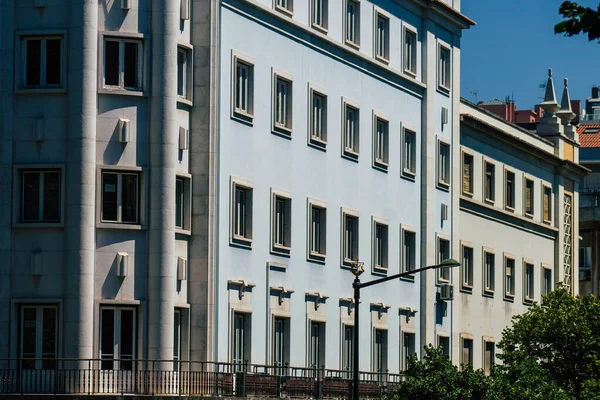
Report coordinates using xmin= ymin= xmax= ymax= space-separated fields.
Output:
xmin=64 ymin=0 xmax=97 ymax=359
xmin=148 ymin=0 xmax=178 ymax=364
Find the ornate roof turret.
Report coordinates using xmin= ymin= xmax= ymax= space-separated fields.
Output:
xmin=540 ymin=68 xmax=559 ymax=116
xmin=557 ymin=78 xmax=575 ymax=124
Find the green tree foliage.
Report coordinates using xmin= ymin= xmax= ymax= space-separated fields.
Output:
xmin=555 ymin=2 xmax=600 ymax=41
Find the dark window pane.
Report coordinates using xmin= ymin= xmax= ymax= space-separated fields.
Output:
xmin=175 ymin=178 xmax=184 ymax=228
xmin=42 ymin=308 xmax=57 ymax=359
xmin=123 ymin=42 xmax=138 ymax=89
xmin=101 ymin=309 xmax=114 ymax=370
xmin=121 ymin=174 xmax=138 ymax=223
xmin=120 ymin=310 xmax=134 ymax=370
xmin=177 ymin=50 xmax=185 ymax=96
xmin=105 ymin=40 xmax=120 ymax=86
xmin=26 ymin=39 xmax=41 ymax=86
xmin=22 ymin=172 xmax=40 ymax=221
xmin=21 ymin=308 xmax=37 ymax=360
xmin=43 ymin=171 xmax=60 ymax=221
xmin=102 ymin=173 xmax=118 ymax=222
xmin=45 ymin=39 xmax=61 ymax=85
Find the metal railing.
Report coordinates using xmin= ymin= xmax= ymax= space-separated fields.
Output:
xmin=0 ymin=358 xmax=402 ymax=398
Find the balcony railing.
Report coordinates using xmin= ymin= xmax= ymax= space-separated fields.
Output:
xmin=0 ymin=358 xmax=402 ymax=398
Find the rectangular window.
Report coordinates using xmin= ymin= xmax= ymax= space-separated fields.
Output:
xmin=101 ymin=171 xmax=140 ymax=224
xmin=402 ymin=230 xmax=416 ymax=276
xmin=309 ymin=321 xmax=325 ymax=368
xmin=173 ymin=310 xmax=182 ymax=367
xmin=374 ymin=12 xmax=389 ymax=61
xmin=403 ymin=28 xmax=417 ymax=75
xmin=524 ymin=262 xmax=535 ymax=302
xmin=543 ymin=185 xmax=552 ymax=222
xmin=310 ymin=89 xmax=327 ymax=147
xmin=174 ymin=177 xmax=191 ymax=231
xmin=104 ymin=37 xmax=142 ymax=91
xmin=462 ymin=153 xmax=473 ymax=195
xmin=232 ymin=56 xmax=254 ymax=120
xmin=525 ymin=178 xmax=534 ymax=216
xmin=461 ymin=245 xmax=473 ymax=290
xmin=275 ymin=0 xmax=293 ymax=15
xmin=461 ymin=338 xmax=473 ymax=369
xmin=22 ymin=36 xmax=63 ymax=89
xmin=19 ymin=305 xmax=57 ymax=370
xmin=345 ymin=0 xmax=360 ymax=46
xmin=437 ymin=237 xmax=450 ymax=282
xmin=484 ymin=162 xmax=495 ymax=203
xmin=100 ymin=307 xmax=136 ymax=370
xmin=373 ymin=116 xmax=389 ymax=170
xmin=542 ymin=266 xmax=552 ymax=296
xmin=272 ymin=193 xmax=292 ymax=253
xmin=231 ymin=180 xmax=253 ymax=246
xmin=505 ymin=257 xmax=515 ymax=299
xmin=401 ymin=332 xmax=415 ymax=371
xmin=373 ymin=329 xmax=388 ymax=374
xmin=21 ymin=169 xmax=61 ymax=223
xmin=343 ymin=103 xmax=360 ymax=158
xmin=311 ymin=0 xmax=328 ymax=30
xmin=233 ymin=312 xmax=251 ymax=370
xmin=438 ymin=45 xmax=451 ymax=90
xmin=273 ymin=317 xmax=290 ymax=367
xmin=438 ymin=141 xmax=450 ymax=187
xmin=273 ymin=75 xmax=293 ymax=134
xmin=483 ymin=341 xmax=495 ymax=375
xmin=342 ymin=210 xmax=359 ymax=265
xmin=484 ymin=250 xmax=495 ymax=295
xmin=177 ymin=47 xmax=192 ymax=101
xmin=402 ymin=128 xmax=416 ymax=176
xmin=342 ymin=325 xmax=354 ymax=373
xmin=372 ymin=220 xmax=388 ymax=272
xmin=438 ymin=336 xmax=450 ymax=359
xmin=308 ymin=202 xmax=327 ymax=261
xmin=505 ymin=170 xmax=515 ymax=210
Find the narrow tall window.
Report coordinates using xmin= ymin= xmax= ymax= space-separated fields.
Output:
xmin=462 ymin=246 xmax=473 ymax=290
xmin=461 ymin=338 xmax=473 ymax=369
xmin=21 ymin=170 xmax=61 ymax=223
xmin=343 ymin=103 xmax=359 ymax=158
xmin=404 ymin=29 xmax=417 ymax=75
xmin=437 ymin=238 xmax=450 ymax=282
xmin=311 ymin=0 xmax=328 ymax=30
xmin=309 ymin=321 xmax=325 ymax=368
xmin=543 ymin=186 xmax=552 ymax=222
xmin=175 ymin=178 xmax=184 ymax=229
xmin=273 ymin=75 xmax=293 ymax=133
xmin=22 ymin=36 xmax=62 ymax=88
xmin=438 ymin=336 xmax=450 ymax=359
xmin=231 ymin=181 xmax=253 ymax=246
xmin=309 ymin=203 xmax=327 ymax=261
xmin=100 ymin=307 xmax=136 ymax=370
xmin=310 ymin=90 xmax=327 ymax=146
xmin=525 ymin=179 xmax=534 ymax=216
xmin=272 ymin=194 xmax=292 ymax=253
xmin=233 ymin=313 xmax=251 ymax=370
xmin=403 ymin=129 xmax=416 ymax=176
xmin=462 ymin=153 xmax=473 ymax=195
xmin=342 ymin=211 xmax=359 ymax=265
xmin=542 ymin=267 xmax=552 ymax=296
xmin=104 ymin=38 xmax=142 ymax=91
xmin=342 ymin=325 xmax=354 ymax=373
xmin=484 ymin=251 xmax=495 ymax=294
xmin=345 ymin=0 xmax=360 ymax=46
xmin=401 ymin=332 xmax=415 ymax=371
xmin=484 ymin=162 xmax=495 ymax=202
xmin=524 ymin=262 xmax=535 ymax=302
xmin=177 ymin=47 xmax=189 ymax=99
xmin=373 ymin=116 xmax=389 ymax=170
xmin=505 ymin=171 xmax=515 ymax=210
xmin=505 ymin=257 xmax=515 ymax=299
xmin=375 ymin=13 xmax=389 ymax=61
xmin=483 ymin=341 xmax=495 ymax=375
xmin=373 ymin=221 xmax=388 ymax=272
xmin=402 ymin=230 xmax=416 ymax=275
xmin=19 ymin=305 xmax=57 ymax=370
xmin=101 ymin=171 xmax=139 ymax=224
xmin=438 ymin=142 xmax=450 ymax=187
xmin=173 ymin=310 xmax=182 ymax=368
xmin=373 ymin=329 xmax=388 ymax=374
xmin=438 ymin=45 xmax=451 ymax=90
xmin=275 ymin=0 xmax=293 ymax=14
xmin=233 ymin=57 xmax=254 ymax=119
xmin=273 ymin=317 xmax=290 ymax=368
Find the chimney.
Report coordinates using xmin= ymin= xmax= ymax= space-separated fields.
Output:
xmin=593 ymin=86 xmax=599 ymax=99
xmin=534 ymin=105 xmax=544 ymax=122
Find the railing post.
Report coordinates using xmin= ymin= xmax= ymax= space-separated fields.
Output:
xmin=317 ymin=365 xmax=324 ymax=400
xmin=240 ymin=360 xmax=247 ymax=398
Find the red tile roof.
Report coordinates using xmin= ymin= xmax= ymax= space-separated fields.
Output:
xmin=578 ymin=124 xmax=600 ymax=148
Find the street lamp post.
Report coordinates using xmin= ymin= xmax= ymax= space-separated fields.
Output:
xmin=349 ymin=258 xmax=460 ymax=400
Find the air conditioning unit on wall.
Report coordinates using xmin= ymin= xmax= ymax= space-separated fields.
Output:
xmin=438 ymin=284 xmax=454 ymax=301
xmin=121 ymin=0 xmax=132 ymax=11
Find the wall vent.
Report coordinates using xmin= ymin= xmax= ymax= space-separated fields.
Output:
xmin=179 ymin=127 xmax=189 ymax=150
xmin=177 ymin=257 xmax=188 ymax=281
xmin=34 ymin=117 xmax=45 ymax=142
xmin=119 ymin=119 xmax=130 ymax=143
xmin=121 ymin=0 xmax=132 ymax=10
xmin=30 ymin=252 xmax=43 ymax=276
xmin=117 ymin=252 xmax=129 ymax=277
xmin=442 ymin=107 xmax=449 ymax=125
xmin=181 ymin=0 xmax=190 ymax=20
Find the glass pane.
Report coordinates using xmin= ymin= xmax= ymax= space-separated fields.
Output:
xmin=177 ymin=50 xmax=185 ymax=96
xmin=123 ymin=42 xmax=138 ymax=88
xmin=102 ymin=173 xmax=118 ymax=222
xmin=26 ymin=39 xmax=42 ymax=86
xmin=176 ymin=178 xmax=184 ymax=228
xmin=42 ymin=308 xmax=56 ymax=356
xmin=173 ymin=311 xmax=181 ymax=362
xmin=101 ymin=309 xmax=115 ymax=370
xmin=45 ymin=39 xmax=61 ymax=85
xmin=43 ymin=171 xmax=60 ymax=221
xmin=121 ymin=174 xmax=138 ymax=223
xmin=120 ymin=310 xmax=134 ymax=370
xmin=21 ymin=308 xmax=37 ymax=360
xmin=22 ymin=172 xmax=40 ymax=221
xmin=104 ymin=40 xmax=120 ymax=86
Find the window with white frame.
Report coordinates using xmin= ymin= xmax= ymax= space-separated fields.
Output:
xmin=524 ymin=261 xmax=534 ymax=303
xmin=231 ymin=179 xmax=253 ymax=246
xmin=402 ymin=229 xmax=416 ymax=277
xmin=308 ymin=200 xmax=327 ymax=261
xmin=343 ymin=101 xmax=360 ymax=158
xmin=483 ymin=340 xmax=495 ymax=375
xmin=271 ymin=191 xmax=292 ymax=254
xmin=402 ymin=128 xmax=416 ymax=176
xmin=100 ymin=307 xmax=136 ymax=370
xmin=273 ymin=73 xmax=293 ymax=134
xmin=177 ymin=46 xmax=192 ymax=101
xmin=21 ymin=169 xmax=61 ymax=223
xmin=20 ymin=35 xmax=63 ymax=89
xmin=372 ymin=219 xmax=388 ymax=272
xmin=504 ymin=256 xmax=515 ymax=299
xmin=438 ymin=44 xmax=451 ymax=90
xmin=232 ymin=54 xmax=254 ymax=120
xmin=275 ymin=0 xmax=293 ymax=15
xmin=542 ymin=265 xmax=552 ymax=296
xmin=438 ymin=141 xmax=450 ymax=187
xmin=19 ymin=305 xmax=58 ymax=370
xmin=462 ymin=152 xmax=473 ymax=195
xmin=311 ymin=0 xmax=328 ymax=31
xmin=373 ymin=115 xmax=389 ymax=170
xmin=461 ymin=337 xmax=473 ymax=369
xmin=483 ymin=250 xmax=495 ymax=295
xmin=342 ymin=325 xmax=354 ymax=373
xmin=524 ymin=178 xmax=534 ymax=217
xmin=437 ymin=237 xmax=450 ymax=283
xmin=103 ymin=37 xmax=143 ymax=91
xmin=309 ymin=88 xmax=327 ymax=147
xmin=505 ymin=170 xmax=515 ymax=210
xmin=543 ymin=185 xmax=552 ymax=223
xmin=344 ymin=0 xmax=360 ymax=47
xmin=309 ymin=321 xmax=326 ymax=368
xmin=374 ymin=11 xmax=389 ymax=61
xmin=101 ymin=171 xmax=140 ymax=224
xmin=273 ymin=317 xmax=290 ymax=367
xmin=342 ymin=209 xmax=359 ymax=266
xmin=373 ymin=329 xmax=388 ymax=373
xmin=175 ymin=176 xmax=191 ymax=231
xmin=403 ymin=27 xmax=417 ymax=75
xmin=401 ymin=332 xmax=415 ymax=371
xmin=461 ymin=245 xmax=473 ymax=291
xmin=484 ymin=161 xmax=495 ymax=203
xmin=233 ymin=312 xmax=251 ymax=370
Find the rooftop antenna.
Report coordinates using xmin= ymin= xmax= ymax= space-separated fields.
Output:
xmin=471 ymin=91 xmax=478 ymax=103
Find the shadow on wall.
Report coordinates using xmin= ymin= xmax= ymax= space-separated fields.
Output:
xmin=101 ymin=0 xmax=127 ymax=31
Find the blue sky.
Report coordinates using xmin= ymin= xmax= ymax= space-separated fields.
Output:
xmin=461 ymin=0 xmax=600 ymax=112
